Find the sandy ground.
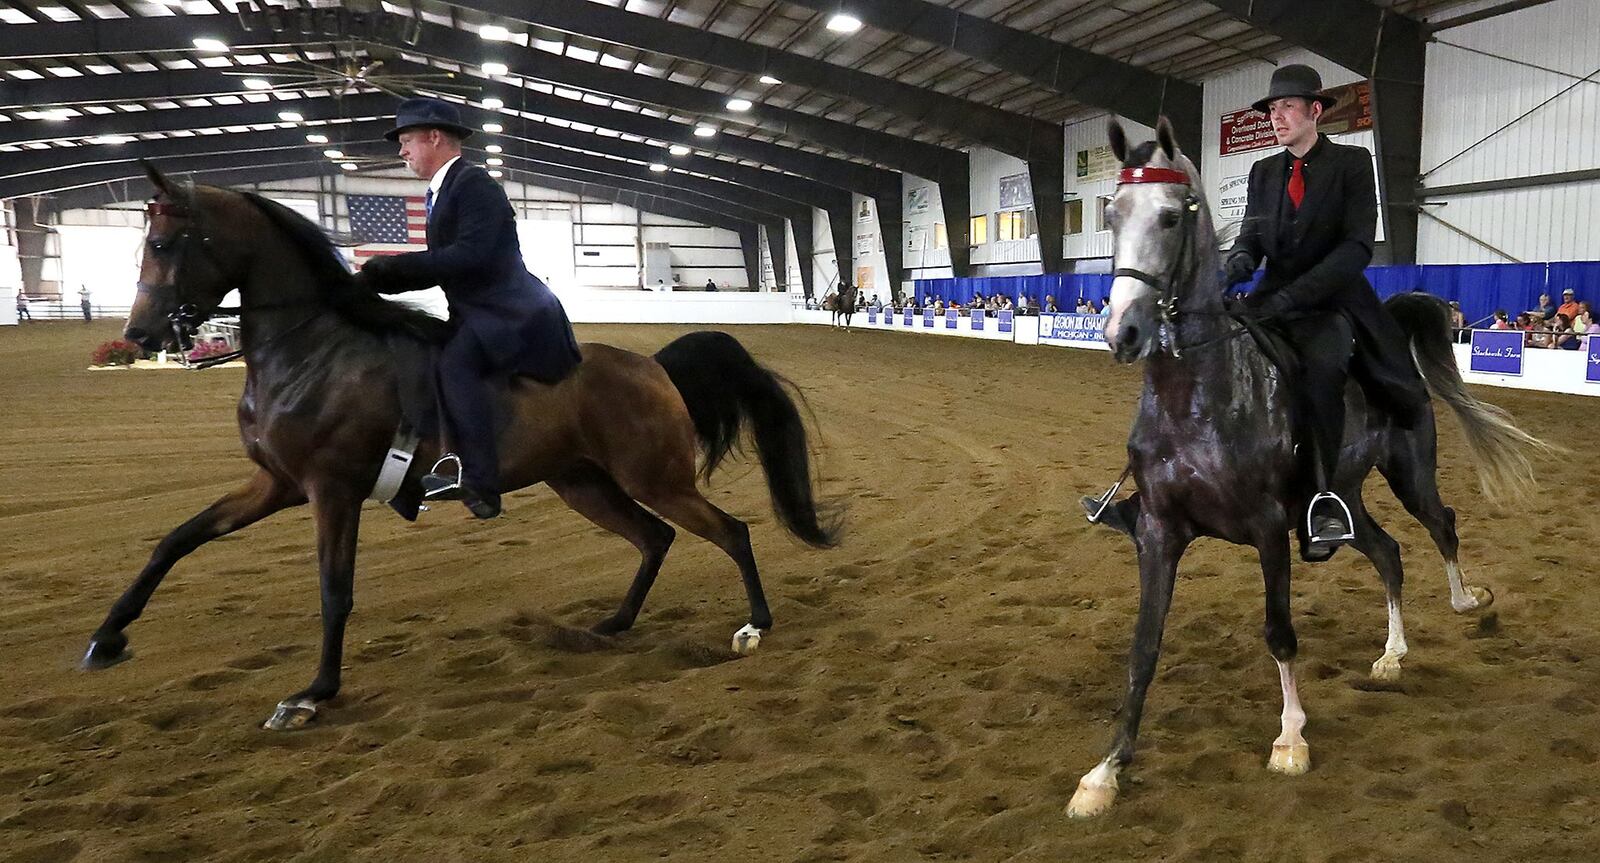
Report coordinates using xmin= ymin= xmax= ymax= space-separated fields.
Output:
xmin=1 ymin=319 xmax=1597 ymax=863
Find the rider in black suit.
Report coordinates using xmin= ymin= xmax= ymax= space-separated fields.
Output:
xmin=357 ymin=97 xmax=582 ymax=519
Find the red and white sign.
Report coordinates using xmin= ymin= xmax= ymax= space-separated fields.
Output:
xmin=1220 ymin=109 xmax=1277 ymax=156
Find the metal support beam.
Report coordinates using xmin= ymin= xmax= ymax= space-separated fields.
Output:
xmin=1423 ymin=167 xmax=1600 ymax=198
xmin=776 ymin=0 xmax=1203 ymax=162
xmin=1203 ymin=0 xmax=1427 ymax=264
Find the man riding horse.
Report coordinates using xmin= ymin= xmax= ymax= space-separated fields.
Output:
xmin=1089 ymin=64 xmax=1429 ymax=554
xmin=355 ymin=97 xmax=583 ymax=520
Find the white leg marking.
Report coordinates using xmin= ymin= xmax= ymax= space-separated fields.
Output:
xmin=731 ymin=623 xmax=763 ymax=655
xmin=1371 ymin=595 xmax=1408 ymax=682
xmin=1268 ymin=659 xmax=1310 ymax=775
xmin=1066 ymin=758 xmax=1121 ymax=819
xmin=1446 ymin=559 xmax=1493 ymax=613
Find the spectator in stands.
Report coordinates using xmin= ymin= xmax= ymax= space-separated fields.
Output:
xmin=79 ymin=286 xmax=92 ymax=322
xmin=1490 ymin=309 xmax=1511 ymax=330
xmin=1527 ymin=314 xmax=1552 ymax=349
xmin=704 ymin=279 xmax=719 ymax=292
xmin=999 ymin=295 xmax=1014 ymax=312
xmin=14 ymin=292 xmax=28 ymax=321
xmin=1580 ymin=308 xmax=1599 ymax=334
xmin=969 ymin=292 xmax=984 ymax=311
xmin=1016 ymin=294 xmax=1030 ymax=315
xmin=933 ymin=298 xmax=945 ymax=313
xmin=1529 ymin=293 xmax=1556 ymax=321
xmin=1557 ymin=288 xmax=1581 ymax=323
xmin=1550 ymin=313 xmax=1579 ymax=350
xmin=1449 ymin=301 xmax=1467 ymax=343
xmin=869 ymin=293 xmax=881 ymax=309
xmin=1044 ymin=294 xmax=1059 ymax=313
xmin=1075 ymin=297 xmax=1091 ymax=313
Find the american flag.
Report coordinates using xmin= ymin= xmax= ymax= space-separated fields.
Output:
xmin=349 ymin=194 xmax=426 ymax=263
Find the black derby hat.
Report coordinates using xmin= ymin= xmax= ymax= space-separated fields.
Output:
xmin=385 ymin=96 xmax=474 ymax=141
xmin=1251 ymin=64 xmax=1338 ymax=114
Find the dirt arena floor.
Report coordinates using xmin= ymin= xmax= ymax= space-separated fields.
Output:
xmin=2 ymin=319 xmax=1597 ymax=862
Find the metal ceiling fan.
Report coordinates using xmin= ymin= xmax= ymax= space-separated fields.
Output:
xmin=219 ymin=42 xmax=475 ymax=100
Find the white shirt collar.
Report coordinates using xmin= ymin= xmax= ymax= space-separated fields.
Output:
xmin=428 ymin=155 xmax=462 ymax=198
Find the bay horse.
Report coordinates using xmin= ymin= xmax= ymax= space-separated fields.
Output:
xmin=824 ymin=282 xmax=858 ymax=330
xmin=1065 ymin=120 xmax=1558 ymax=818
xmin=84 ymin=165 xmax=840 ymax=731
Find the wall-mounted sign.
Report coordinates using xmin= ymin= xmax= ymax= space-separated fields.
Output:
xmin=998 ymin=173 xmax=1033 ymax=209
xmin=1075 ymin=145 xmax=1119 ymax=183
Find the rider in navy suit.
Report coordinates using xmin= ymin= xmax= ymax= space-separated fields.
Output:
xmin=357 ymin=97 xmax=582 ymax=519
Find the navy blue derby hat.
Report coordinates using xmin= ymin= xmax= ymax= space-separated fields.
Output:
xmin=385 ymin=96 xmax=474 ymax=141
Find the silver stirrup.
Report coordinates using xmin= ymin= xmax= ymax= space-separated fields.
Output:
xmin=425 ymin=453 xmax=464 ymax=494
xmin=1086 ymin=465 xmax=1133 ymax=524
xmin=1305 ymin=492 xmax=1355 ymax=542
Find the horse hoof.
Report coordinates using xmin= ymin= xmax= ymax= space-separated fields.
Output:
xmin=731 ymin=624 xmax=762 ymax=656
xmin=1066 ymin=776 xmax=1118 ymax=819
xmin=1370 ymin=653 xmax=1404 ymax=682
xmin=81 ymin=639 xmax=132 ymax=671
xmin=262 ymin=698 xmax=317 ymax=731
xmin=1268 ymin=741 xmax=1311 ymax=776
xmin=1453 ymin=585 xmax=1494 ymax=613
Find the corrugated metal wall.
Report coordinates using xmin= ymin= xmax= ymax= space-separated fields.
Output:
xmin=1063 ymin=114 xmax=1154 ymax=261
xmin=1417 ymin=0 xmax=1600 ymax=263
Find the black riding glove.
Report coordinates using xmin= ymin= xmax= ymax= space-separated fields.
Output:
xmin=355 ymin=256 xmax=402 ymax=293
xmin=1223 ymin=253 xmax=1257 ymax=288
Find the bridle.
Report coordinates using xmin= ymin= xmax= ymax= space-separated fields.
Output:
xmin=136 ymin=186 xmax=312 ymax=368
xmin=1109 ymin=165 xmax=1210 ymax=357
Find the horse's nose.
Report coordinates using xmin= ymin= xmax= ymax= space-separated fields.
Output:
xmin=124 ymin=325 xmax=146 ymax=343
xmin=1119 ymin=323 xmax=1140 ymax=349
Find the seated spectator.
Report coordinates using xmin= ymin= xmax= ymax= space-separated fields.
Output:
xmin=1527 ymin=314 xmax=1552 ymax=349
xmin=705 ymin=279 xmax=719 ymax=292
xmin=1449 ymin=301 xmax=1468 ymax=343
xmin=869 ymin=293 xmax=881 ymax=308
xmin=933 ymin=299 xmax=945 ymax=313
xmin=1528 ymin=293 xmax=1556 ymax=321
xmin=1557 ymin=288 xmax=1580 ymax=323
xmin=1044 ymin=294 xmax=1059 ymax=313
xmin=1016 ymin=294 xmax=1030 ymax=315
xmin=1551 ymin=313 xmax=1579 ymax=350
xmin=1581 ymin=308 xmax=1600 ymax=334
xmin=1489 ymin=309 xmax=1511 ymax=330
xmin=1075 ymin=297 xmax=1091 ymax=313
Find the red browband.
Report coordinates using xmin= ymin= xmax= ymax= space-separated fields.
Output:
xmin=1116 ymin=167 xmax=1190 ymax=186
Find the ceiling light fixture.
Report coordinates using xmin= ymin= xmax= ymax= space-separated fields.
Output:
xmin=486 ymin=157 xmax=503 ymax=166
xmin=482 ymin=62 xmax=509 ymax=76
xmin=826 ymin=14 xmax=862 ymax=33
xmin=305 ymin=133 xmax=328 ymax=144
xmin=479 ymin=25 xmax=511 ymax=41
xmin=759 ymin=75 xmax=781 ymax=85
xmin=341 ymin=162 xmax=357 ymax=171
xmin=243 ymin=78 xmax=271 ymax=91
xmin=486 ymin=144 xmax=503 ymax=153
xmin=649 ymin=163 xmax=668 ymax=173
xmin=725 ymin=98 xmax=753 ymax=112
xmin=482 ymin=122 xmax=503 ymax=133
xmin=482 ymin=97 xmax=504 ymax=110
xmin=192 ymin=37 xmax=229 ymax=52
xmin=668 ymin=144 xmax=691 ymax=156
xmin=693 ymin=125 xmax=716 ymax=138
xmin=488 ymin=169 xmax=504 ymax=178
xmin=278 ymin=111 xmax=303 ymax=122
xmin=323 ymin=149 xmax=344 ymax=158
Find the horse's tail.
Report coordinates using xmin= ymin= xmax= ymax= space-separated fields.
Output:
xmin=1386 ymin=292 xmax=1563 ymax=502
xmin=653 ymin=331 xmax=841 ymax=548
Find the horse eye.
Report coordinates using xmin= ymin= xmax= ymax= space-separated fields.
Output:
xmin=1158 ymin=210 xmax=1180 ymax=229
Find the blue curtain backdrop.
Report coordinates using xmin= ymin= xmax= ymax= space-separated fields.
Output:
xmin=913 ymin=261 xmax=1600 ymax=324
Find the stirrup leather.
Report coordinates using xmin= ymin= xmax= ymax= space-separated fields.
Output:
xmin=1305 ymin=491 xmax=1355 ymax=542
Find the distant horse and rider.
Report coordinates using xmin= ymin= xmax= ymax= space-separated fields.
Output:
xmin=1064 ymin=118 xmax=1557 ymax=818
xmin=822 ymin=279 xmax=859 ymax=330
xmin=84 ymin=165 xmax=839 ymax=731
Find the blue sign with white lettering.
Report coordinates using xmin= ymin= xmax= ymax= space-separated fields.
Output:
xmin=998 ymin=310 xmax=1013 ymax=334
xmin=923 ymin=309 xmax=934 ymax=328
xmin=1469 ymin=329 xmax=1524 ymax=376
xmin=971 ymin=309 xmax=985 ymax=331
xmin=945 ymin=309 xmax=958 ymax=329
xmin=1588 ymin=334 xmax=1600 ymax=383
xmin=903 ymin=308 xmax=914 ymax=326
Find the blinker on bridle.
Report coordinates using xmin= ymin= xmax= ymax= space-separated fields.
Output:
xmin=1112 ymin=166 xmax=1202 ymax=357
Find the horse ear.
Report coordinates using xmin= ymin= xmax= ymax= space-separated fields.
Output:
xmin=1108 ymin=120 xmax=1128 ymax=164
xmin=141 ymin=159 xmax=174 ymax=197
xmin=1156 ymin=116 xmax=1178 ymax=160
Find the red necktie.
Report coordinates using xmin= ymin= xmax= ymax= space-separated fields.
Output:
xmin=1288 ymin=158 xmax=1305 ymax=209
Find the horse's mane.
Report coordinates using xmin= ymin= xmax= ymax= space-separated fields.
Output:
xmin=235 ymin=190 xmax=453 ymax=343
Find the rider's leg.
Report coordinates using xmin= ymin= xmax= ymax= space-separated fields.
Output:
xmin=429 ymin=329 xmax=501 ymax=518
xmin=1285 ymin=315 xmax=1355 ymax=545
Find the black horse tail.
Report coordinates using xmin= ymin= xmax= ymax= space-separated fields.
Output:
xmin=1386 ymin=292 xmax=1564 ymax=502
xmin=654 ymin=331 xmax=841 ymax=548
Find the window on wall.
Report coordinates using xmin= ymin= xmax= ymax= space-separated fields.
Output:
xmin=1096 ymin=195 xmax=1114 ymax=232
xmin=1065 ymin=199 xmax=1084 ymax=235
xmin=933 ymin=222 xmax=948 ymax=250
xmin=969 ymin=214 xmax=988 ymax=246
xmin=996 ymin=208 xmax=1036 ymax=241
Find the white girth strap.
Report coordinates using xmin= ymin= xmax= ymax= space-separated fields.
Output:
xmin=368 ymin=428 xmax=421 ymax=503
